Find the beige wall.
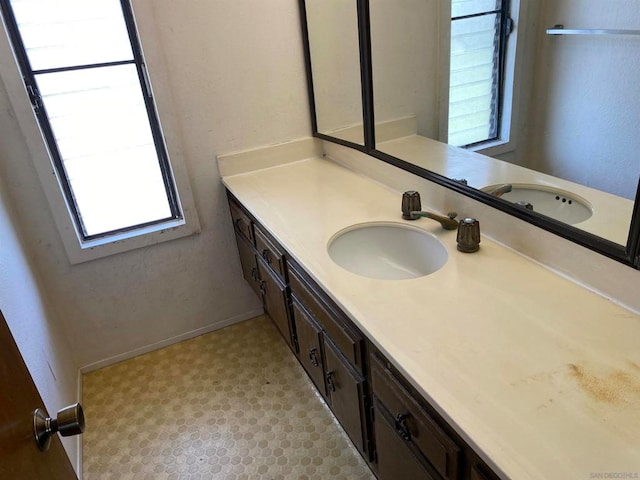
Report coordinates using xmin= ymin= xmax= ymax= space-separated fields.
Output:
xmin=370 ymin=0 xmax=440 ymax=138
xmin=0 ymin=0 xmax=311 ymax=369
xmin=518 ymin=0 xmax=640 ymax=199
xmin=306 ymin=0 xmax=363 ymax=138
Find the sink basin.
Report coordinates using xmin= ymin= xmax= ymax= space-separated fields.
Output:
xmin=327 ymin=222 xmax=448 ymax=280
xmin=482 ymin=183 xmax=593 ymax=224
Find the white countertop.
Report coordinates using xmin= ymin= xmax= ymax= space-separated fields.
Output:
xmin=222 ymin=157 xmax=640 ymax=480
xmin=378 ymin=134 xmax=635 ymax=246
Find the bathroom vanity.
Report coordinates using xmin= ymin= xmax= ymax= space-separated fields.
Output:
xmin=227 ymin=188 xmax=497 ymax=480
xmin=222 ymin=155 xmax=640 ymax=480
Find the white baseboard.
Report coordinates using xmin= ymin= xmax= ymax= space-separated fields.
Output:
xmin=79 ymin=309 xmax=263 ymax=374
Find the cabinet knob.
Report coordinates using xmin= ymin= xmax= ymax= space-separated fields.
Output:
xmin=395 ymin=413 xmax=412 ymax=441
xmin=326 ymin=371 xmax=336 ymax=392
xmin=34 ymin=403 xmax=85 ymax=451
xmin=261 ymin=249 xmax=271 ymax=264
xmin=309 ymin=348 xmax=319 ymax=367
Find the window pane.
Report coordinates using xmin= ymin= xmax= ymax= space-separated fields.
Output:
xmin=451 ymin=0 xmax=501 ymax=19
xmin=36 ymin=65 xmax=172 ymax=236
xmin=448 ymin=13 xmax=500 ymax=146
xmin=9 ymin=0 xmax=133 ymax=70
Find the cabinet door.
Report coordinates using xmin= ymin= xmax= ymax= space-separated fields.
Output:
xmin=324 ymin=340 xmax=366 ymax=456
xmin=291 ymin=299 xmax=327 ymax=399
xmin=288 ymin=266 xmax=363 ymax=372
xmin=374 ymin=403 xmax=436 ymax=480
xmin=371 ymin=355 xmax=460 ymax=480
xmin=257 ymin=259 xmax=293 ymax=351
xmin=234 ymin=231 xmax=261 ymax=298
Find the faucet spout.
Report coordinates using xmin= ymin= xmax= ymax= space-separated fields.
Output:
xmin=401 ymin=191 xmax=458 ymax=229
xmin=486 ymin=183 xmax=513 ymax=197
xmin=409 ymin=210 xmax=459 ymax=230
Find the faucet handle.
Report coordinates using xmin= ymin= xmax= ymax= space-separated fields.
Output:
xmin=402 ymin=191 xmax=421 ymax=220
xmin=457 ymin=217 xmax=481 ymax=253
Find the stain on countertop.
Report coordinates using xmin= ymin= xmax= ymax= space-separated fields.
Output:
xmin=568 ymin=363 xmax=640 ymax=405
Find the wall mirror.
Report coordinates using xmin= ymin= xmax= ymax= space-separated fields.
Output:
xmin=300 ymin=0 xmax=366 ymax=148
xmin=299 ymin=0 xmax=640 ymax=268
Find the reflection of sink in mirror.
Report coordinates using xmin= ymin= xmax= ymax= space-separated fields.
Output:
xmin=327 ymin=222 xmax=448 ymax=280
xmin=482 ymin=184 xmax=593 ymax=225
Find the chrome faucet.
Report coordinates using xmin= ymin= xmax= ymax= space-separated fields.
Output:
xmin=401 ymin=191 xmax=458 ymax=230
xmin=485 ymin=183 xmax=512 ymax=197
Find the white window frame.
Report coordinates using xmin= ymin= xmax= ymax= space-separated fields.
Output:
xmin=0 ymin=1 xmax=200 ymax=264
xmin=438 ymin=0 xmax=525 ymax=157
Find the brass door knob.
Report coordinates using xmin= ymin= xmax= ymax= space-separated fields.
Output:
xmin=34 ymin=403 xmax=85 ymax=451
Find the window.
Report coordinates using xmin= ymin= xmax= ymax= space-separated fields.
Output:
xmin=0 ymin=0 xmax=184 ymax=241
xmin=448 ymin=0 xmax=513 ymax=148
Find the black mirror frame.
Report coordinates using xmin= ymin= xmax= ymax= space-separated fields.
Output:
xmin=298 ymin=0 xmax=640 ymax=269
xmin=298 ymin=0 xmax=374 ymax=154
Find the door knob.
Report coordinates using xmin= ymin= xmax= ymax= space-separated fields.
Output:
xmin=34 ymin=403 xmax=85 ymax=451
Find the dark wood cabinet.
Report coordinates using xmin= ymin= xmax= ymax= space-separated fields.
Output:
xmin=234 ymin=231 xmax=261 ymax=299
xmin=373 ymin=401 xmax=437 ymax=480
xmin=257 ymin=258 xmax=294 ymax=351
xmin=228 ymin=193 xmax=294 ymax=351
xmin=288 ymin=266 xmax=364 ymax=372
xmin=324 ymin=338 xmax=367 ymax=456
xmin=292 ymin=299 xmax=327 ymax=399
xmin=287 ymin=261 xmax=370 ymax=459
xmin=254 ymin=226 xmax=287 ymax=282
xmin=371 ymin=354 xmax=460 ymax=480
xmin=227 ymin=189 xmax=503 ymax=480
xmin=470 ymin=465 xmax=493 ymax=480
xmin=229 ymin=199 xmax=254 ymax=244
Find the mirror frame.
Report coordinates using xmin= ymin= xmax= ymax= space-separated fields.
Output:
xmin=298 ymin=0 xmax=375 ymax=153
xmin=298 ymin=0 xmax=640 ymax=269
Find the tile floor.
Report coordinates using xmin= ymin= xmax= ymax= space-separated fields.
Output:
xmin=82 ymin=315 xmax=375 ymax=479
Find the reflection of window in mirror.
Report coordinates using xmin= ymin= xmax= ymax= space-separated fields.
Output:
xmin=445 ymin=0 xmax=519 ymax=153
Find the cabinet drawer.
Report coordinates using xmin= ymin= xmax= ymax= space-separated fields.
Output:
xmin=374 ymin=400 xmax=437 ymax=480
xmin=371 ymin=355 xmax=460 ymax=480
xmin=291 ymin=299 xmax=326 ymax=399
xmin=254 ymin=225 xmax=286 ymax=283
xmin=288 ymin=266 xmax=363 ymax=372
xmin=229 ymin=200 xmax=254 ymax=244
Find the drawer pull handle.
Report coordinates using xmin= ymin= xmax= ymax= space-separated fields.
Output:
xmin=309 ymin=347 xmax=319 ymax=367
xmin=395 ymin=413 xmax=412 ymax=441
xmin=251 ymin=267 xmax=258 ymax=282
xmin=326 ymin=371 xmax=336 ymax=392
xmin=261 ymin=249 xmax=271 ymax=264
xmin=259 ymin=280 xmax=267 ymax=296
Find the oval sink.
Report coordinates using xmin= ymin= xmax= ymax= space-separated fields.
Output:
xmin=482 ymin=183 xmax=593 ymax=224
xmin=327 ymin=222 xmax=448 ymax=280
